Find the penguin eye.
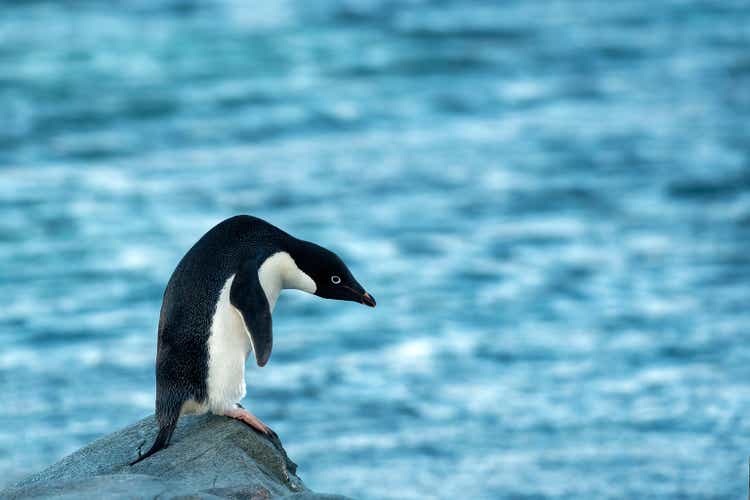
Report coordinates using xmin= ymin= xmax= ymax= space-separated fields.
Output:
xmin=331 ymin=275 xmax=341 ymax=284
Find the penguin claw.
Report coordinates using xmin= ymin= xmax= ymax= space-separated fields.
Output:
xmin=224 ymin=407 xmax=272 ymax=435
xmin=223 ymin=407 xmax=290 ymax=468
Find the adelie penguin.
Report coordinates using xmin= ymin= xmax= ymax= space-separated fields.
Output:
xmin=130 ymin=215 xmax=375 ymax=464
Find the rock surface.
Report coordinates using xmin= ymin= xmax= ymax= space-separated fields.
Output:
xmin=2 ymin=414 xmax=349 ymax=499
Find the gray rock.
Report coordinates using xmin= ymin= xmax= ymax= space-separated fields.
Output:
xmin=2 ymin=414 xmax=350 ymax=500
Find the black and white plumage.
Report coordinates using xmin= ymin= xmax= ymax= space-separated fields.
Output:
xmin=131 ymin=215 xmax=375 ymax=464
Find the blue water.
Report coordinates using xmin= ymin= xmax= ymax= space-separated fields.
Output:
xmin=1 ymin=1 xmax=749 ymax=498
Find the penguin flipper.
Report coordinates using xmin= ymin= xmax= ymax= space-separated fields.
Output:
xmin=230 ymin=258 xmax=273 ymax=367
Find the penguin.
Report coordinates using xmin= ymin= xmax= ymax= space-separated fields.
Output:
xmin=130 ymin=215 xmax=375 ymax=465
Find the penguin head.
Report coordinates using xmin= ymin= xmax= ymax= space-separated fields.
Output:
xmin=294 ymin=241 xmax=376 ymax=307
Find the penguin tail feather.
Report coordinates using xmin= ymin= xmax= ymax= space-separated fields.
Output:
xmin=130 ymin=416 xmax=178 ymax=466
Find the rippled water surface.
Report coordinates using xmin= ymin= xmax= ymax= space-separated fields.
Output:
xmin=1 ymin=1 xmax=749 ymax=498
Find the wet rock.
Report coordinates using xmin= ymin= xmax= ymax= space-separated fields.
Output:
xmin=2 ymin=414 xmax=349 ymax=500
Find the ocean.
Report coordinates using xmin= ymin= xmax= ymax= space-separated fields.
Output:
xmin=1 ymin=1 xmax=749 ymax=498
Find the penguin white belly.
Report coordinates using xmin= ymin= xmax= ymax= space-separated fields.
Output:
xmin=206 ymin=274 xmax=252 ymax=413
xmin=202 ymin=254 xmax=313 ymax=415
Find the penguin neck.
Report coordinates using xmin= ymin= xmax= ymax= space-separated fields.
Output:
xmin=257 ymin=251 xmax=316 ymax=312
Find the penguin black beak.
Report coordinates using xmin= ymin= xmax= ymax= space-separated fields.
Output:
xmin=362 ymin=292 xmax=376 ymax=308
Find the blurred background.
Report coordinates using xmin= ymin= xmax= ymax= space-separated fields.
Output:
xmin=1 ymin=0 xmax=749 ymax=498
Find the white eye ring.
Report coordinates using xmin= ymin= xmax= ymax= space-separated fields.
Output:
xmin=331 ymin=275 xmax=341 ymax=284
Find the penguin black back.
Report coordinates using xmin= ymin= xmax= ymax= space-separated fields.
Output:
xmin=156 ymin=216 xmax=287 ymax=400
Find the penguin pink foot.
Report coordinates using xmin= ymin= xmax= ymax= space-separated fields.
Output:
xmin=225 ymin=407 xmax=272 ymax=435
